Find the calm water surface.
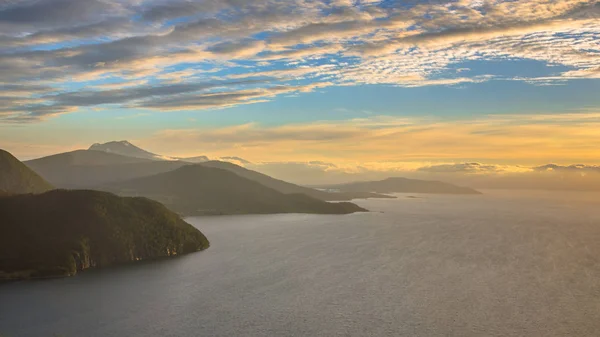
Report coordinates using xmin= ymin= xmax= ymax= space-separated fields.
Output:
xmin=1 ymin=190 xmax=600 ymax=336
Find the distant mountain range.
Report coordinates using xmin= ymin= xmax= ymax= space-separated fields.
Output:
xmin=25 ymin=145 xmax=392 ymax=201
xmin=89 ymin=141 xmax=171 ymax=161
xmin=17 ymin=140 xmax=482 ymax=216
xmin=0 ymin=143 xmax=483 ymax=279
xmin=320 ymin=177 xmax=481 ymax=195
xmin=103 ymin=165 xmax=366 ymax=215
xmin=25 ymin=150 xmax=187 ymax=188
xmin=22 ymin=143 xmax=372 ymax=215
xmin=199 ymin=160 xmax=393 ymax=201
xmin=89 ymin=140 xmax=226 ymax=163
xmin=0 ymin=149 xmax=53 ymax=194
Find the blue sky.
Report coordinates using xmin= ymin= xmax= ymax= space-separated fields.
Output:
xmin=1 ymin=0 xmax=600 ymax=182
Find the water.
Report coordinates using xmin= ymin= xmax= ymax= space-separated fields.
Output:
xmin=2 ymin=190 xmax=600 ymax=336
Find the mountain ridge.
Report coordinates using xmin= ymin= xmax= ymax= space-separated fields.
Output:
xmin=0 ymin=189 xmax=209 ymax=281
xmin=89 ymin=141 xmax=170 ymax=161
xmin=88 ymin=140 xmax=214 ymax=163
xmin=199 ymin=160 xmax=394 ymax=201
xmin=103 ymin=164 xmax=367 ymax=216
xmin=25 ymin=150 xmax=188 ymax=188
xmin=25 ymin=142 xmax=391 ymax=202
xmin=320 ymin=177 xmax=481 ymax=195
xmin=0 ymin=149 xmax=53 ymax=194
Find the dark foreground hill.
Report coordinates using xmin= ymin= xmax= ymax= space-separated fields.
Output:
xmin=0 ymin=149 xmax=53 ymax=194
xmin=105 ymin=165 xmax=367 ymax=215
xmin=322 ymin=177 xmax=481 ymax=195
xmin=200 ymin=160 xmax=394 ymax=201
xmin=0 ymin=190 xmax=209 ymax=281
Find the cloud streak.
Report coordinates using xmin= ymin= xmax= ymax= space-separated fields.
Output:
xmin=0 ymin=0 xmax=599 ymax=122
xmin=142 ymin=112 xmax=600 ymax=167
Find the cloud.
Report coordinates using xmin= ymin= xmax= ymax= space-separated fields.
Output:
xmin=226 ymin=66 xmax=322 ymax=80
xmin=0 ymin=0 xmax=125 ymax=27
xmin=220 ymin=156 xmax=252 ymax=164
xmin=418 ymin=163 xmax=505 ymax=174
xmin=1 ymin=0 xmax=600 ymax=122
xmin=0 ymin=79 xmax=279 ymax=120
xmin=257 ymin=44 xmax=344 ymax=60
xmin=534 ymin=164 xmax=600 ymax=173
xmin=268 ymin=16 xmax=405 ymax=47
xmin=559 ymin=67 xmax=600 ymax=79
xmin=221 ymin=160 xmax=600 ymax=187
xmin=136 ymin=83 xmax=332 ymax=111
xmin=308 ymin=161 xmax=338 ymax=168
xmin=0 ymin=18 xmax=138 ymax=47
xmin=243 ymin=161 xmax=385 ymax=186
xmin=51 ymin=80 xmax=267 ymax=106
xmin=208 ymin=39 xmax=267 ymax=58
xmin=142 ymin=112 xmax=600 ymax=167
xmin=0 ymin=84 xmax=54 ymax=96
xmin=140 ymin=1 xmax=229 ymax=23
xmin=243 ymin=160 xmax=600 ymax=188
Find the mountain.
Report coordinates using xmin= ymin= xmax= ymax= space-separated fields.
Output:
xmin=0 ymin=189 xmax=209 ymax=281
xmin=89 ymin=140 xmax=169 ymax=161
xmin=219 ymin=156 xmax=251 ymax=164
xmin=89 ymin=140 xmax=210 ymax=163
xmin=179 ymin=155 xmax=209 ymax=163
xmin=199 ymin=160 xmax=394 ymax=201
xmin=104 ymin=164 xmax=367 ymax=215
xmin=25 ymin=150 xmax=187 ymax=188
xmin=26 ymin=143 xmax=391 ymax=201
xmin=321 ymin=177 xmax=481 ymax=195
xmin=0 ymin=149 xmax=53 ymax=194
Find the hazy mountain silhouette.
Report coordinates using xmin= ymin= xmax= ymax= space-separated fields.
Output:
xmin=220 ymin=156 xmax=251 ymax=164
xmin=0 ymin=149 xmax=53 ymax=194
xmin=321 ymin=177 xmax=481 ymax=195
xmin=26 ymin=142 xmax=391 ymax=201
xmin=90 ymin=140 xmax=210 ymax=162
xmin=89 ymin=140 xmax=169 ymax=160
xmin=200 ymin=161 xmax=394 ymax=201
xmin=104 ymin=164 xmax=367 ymax=215
xmin=25 ymin=150 xmax=188 ymax=188
xmin=182 ymin=155 xmax=210 ymax=163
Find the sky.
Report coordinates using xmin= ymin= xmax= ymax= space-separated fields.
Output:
xmin=1 ymin=0 xmax=600 ymax=185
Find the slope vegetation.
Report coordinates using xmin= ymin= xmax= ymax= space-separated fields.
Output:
xmin=0 ymin=190 xmax=209 ymax=281
xmin=200 ymin=161 xmax=393 ymax=201
xmin=0 ymin=149 xmax=53 ymax=194
xmin=105 ymin=165 xmax=367 ymax=215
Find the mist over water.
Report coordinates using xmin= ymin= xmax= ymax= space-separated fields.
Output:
xmin=1 ymin=190 xmax=600 ymax=336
